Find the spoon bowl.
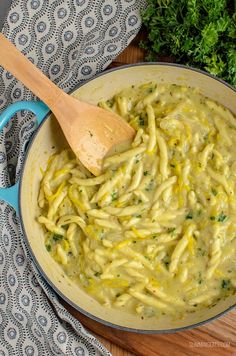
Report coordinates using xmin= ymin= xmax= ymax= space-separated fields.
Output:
xmin=0 ymin=34 xmax=135 ymax=175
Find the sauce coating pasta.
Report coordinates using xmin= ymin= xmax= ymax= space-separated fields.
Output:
xmin=38 ymin=83 xmax=236 ymax=319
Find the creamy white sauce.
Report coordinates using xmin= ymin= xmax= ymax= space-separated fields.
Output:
xmin=38 ymin=83 xmax=236 ymax=319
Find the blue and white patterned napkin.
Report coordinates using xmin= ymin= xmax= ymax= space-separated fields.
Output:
xmin=0 ymin=1 xmax=145 ymax=354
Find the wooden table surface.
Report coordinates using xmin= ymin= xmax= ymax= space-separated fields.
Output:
xmin=61 ymin=30 xmax=236 ymax=356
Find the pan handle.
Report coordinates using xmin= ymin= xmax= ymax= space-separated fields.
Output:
xmin=0 ymin=100 xmax=49 ymax=214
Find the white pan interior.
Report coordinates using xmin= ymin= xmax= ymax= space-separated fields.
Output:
xmin=20 ymin=64 xmax=236 ymax=331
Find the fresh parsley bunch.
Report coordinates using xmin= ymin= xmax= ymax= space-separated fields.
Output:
xmin=140 ymin=0 xmax=236 ymax=86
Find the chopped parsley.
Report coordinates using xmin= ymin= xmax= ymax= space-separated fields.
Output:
xmin=197 ymin=247 xmax=206 ymax=257
xmin=217 ymin=212 xmax=228 ymax=222
xmin=52 ymin=234 xmax=63 ymax=242
xmin=107 ymin=99 xmax=114 ymax=107
xmin=211 ymin=188 xmax=218 ymax=196
xmin=221 ymin=279 xmax=230 ymax=289
xmin=185 ymin=212 xmax=193 ymax=220
xmin=139 ymin=117 xmax=145 ymax=126
xmin=111 ymin=191 xmax=118 ymax=201
xmin=143 ymin=170 xmax=149 ymax=176
xmin=46 ymin=244 xmax=51 ymax=252
xmin=94 ymin=272 xmax=101 ymax=277
xmin=145 ymin=179 xmax=154 ymax=191
xmin=210 ymin=212 xmax=228 ymax=222
xmin=167 ymin=227 xmax=176 ymax=234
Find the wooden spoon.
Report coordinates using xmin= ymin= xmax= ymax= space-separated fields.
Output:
xmin=0 ymin=34 xmax=135 ymax=175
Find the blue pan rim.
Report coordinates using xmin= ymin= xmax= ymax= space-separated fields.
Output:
xmin=19 ymin=62 xmax=236 ymax=334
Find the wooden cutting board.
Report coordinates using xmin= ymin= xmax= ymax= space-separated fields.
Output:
xmin=63 ymin=301 xmax=236 ymax=356
xmin=62 ymin=31 xmax=236 ymax=355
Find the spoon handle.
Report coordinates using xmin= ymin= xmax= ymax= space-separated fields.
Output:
xmin=0 ymin=34 xmax=63 ymax=108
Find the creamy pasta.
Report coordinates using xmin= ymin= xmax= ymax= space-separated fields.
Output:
xmin=38 ymin=82 xmax=236 ymax=319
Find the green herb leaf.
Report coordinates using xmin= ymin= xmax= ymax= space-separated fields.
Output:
xmin=52 ymin=234 xmax=63 ymax=242
xmin=94 ymin=272 xmax=101 ymax=277
xmin=46 ymin=244 xmax=51 ymax=252
xmin=221 ymin=279 xmax=230 ymax=289
xmin=211 ymin=188 xmax=218 ymax=196
xmin=140 ymin=0 xmax=236 ymax=86
xmin=111 ymin=191 xmax=118 ymax=201
xmin=186 ymin=212 xmax=193 ymax=220
xmin=167 ymin=227 xmax=176 ymax=234
xmin=217 ymin=212 xmax=228 ymax=222
xmin=139 ymin=117 xmax=145 ymax=126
